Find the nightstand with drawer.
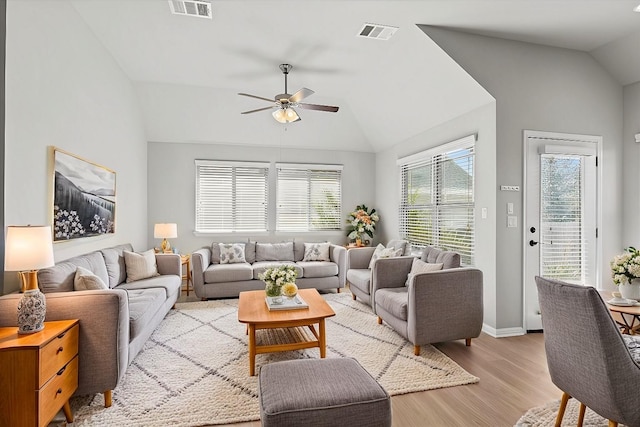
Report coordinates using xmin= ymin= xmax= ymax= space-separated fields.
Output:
xmin=0 ymin=319 xmax=79 ymax=426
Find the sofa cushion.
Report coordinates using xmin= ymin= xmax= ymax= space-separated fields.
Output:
xmin=421 ymin=246 xmax=460 ymax=269
xmin=204 ymin=263 xmax=253 ymax=283
xmin=293 ymin=240 xmax=305 ymax=262
xmin=297 ymin=261 xmax=338 ymax=278
xmin=405 ymin=258 xmax=443 ymax=286
xmin=124 ymin=250 xmax=160 ymax=283
xmin=219 ymin=243 xmax=246 ymax=264
xmin=74 ymin=266 xmax=108 ymax=291
xmin=369 ymin=244 xmax=402 ymax=269
xmin=38 ymin=250 xmax=109 ymax=293
xmin=252 ymin=261 xmax=302 ymax=280
xmin=116 ymin=275 xmax=182 ymax=298
xmin=245 ymin=241 xmax=256 ymax=264
xmin=210 ymin=242 xmax=221 ymax=264
xmin=346 ymin=269 xmax=371 ymax=297
xmin=303 ymin=242 xmax=330 ymax=262
xmin=126 ymin=288 xmax=166 ymax=341
xmin=256 ymin=242 xmax=295 ymax=262
xmin=101 ymin=244 xmax=134 ymax=288
xmin=375 ymin=288 xmax=408 ymax=320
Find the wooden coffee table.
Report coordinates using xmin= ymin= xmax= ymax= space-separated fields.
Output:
xmin=237 ymin=288 xmax=335 ymax=375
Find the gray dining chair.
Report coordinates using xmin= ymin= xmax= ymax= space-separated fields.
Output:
xmin=535 ymin=276 xmax=640 ymax=427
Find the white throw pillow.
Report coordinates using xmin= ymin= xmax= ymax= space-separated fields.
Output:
xmin=303 ymin=242 xmax=331 ymax=262
xmin=368 ymin=244 xmax=403 ymax=269
xmin=219 ymin=243 xmax=246 ymax=264
xmin=73 ymin=266 xmax=108 ymax=291
xmin=124 ymin=249 xmax=160 ymax=283
xmin=405 ymin=258 xmax=444 ymax=286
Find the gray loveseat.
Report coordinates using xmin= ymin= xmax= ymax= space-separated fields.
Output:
xmin=0 ymin=243 xmax=181 ymax=407
xmin=192 ymin=241 xmax=347 ymax=299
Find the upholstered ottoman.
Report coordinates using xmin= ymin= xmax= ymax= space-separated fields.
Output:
xmin=258 ymin=358 xmax=391 ymax=427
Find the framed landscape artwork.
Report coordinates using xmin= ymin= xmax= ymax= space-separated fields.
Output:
xmin=52 ymin=147 xmax=116 ymax=241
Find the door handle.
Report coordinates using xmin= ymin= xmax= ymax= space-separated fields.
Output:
xmin=529 ymin=240 xmax=538 ymax=246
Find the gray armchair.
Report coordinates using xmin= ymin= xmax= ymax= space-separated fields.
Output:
xmin=535 ymin=276 xmax=640 ymax=427
xmin=373 ymin=256 xmax=483 ymax=355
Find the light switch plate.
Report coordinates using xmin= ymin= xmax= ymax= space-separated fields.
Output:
xmin=507 ymin=203 xmax=514 ymax=214
xmin=481 ymin=207 xmax=488 ymax=219
xmin=507 ymin=216 xmax=517 ymax=228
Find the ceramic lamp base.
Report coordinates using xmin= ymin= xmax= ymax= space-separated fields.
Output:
xmin=17 ymin=288 xmax=46 ymax=334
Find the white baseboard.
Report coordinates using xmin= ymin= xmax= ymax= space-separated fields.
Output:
xmin=482 ymin=323 xmax=526 ymax=338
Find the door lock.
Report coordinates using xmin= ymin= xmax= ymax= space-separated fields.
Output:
xmin=529 ymin=240 xmax=539 ymax=246
xmin=530 ymin=227 xmax=536 ymax=233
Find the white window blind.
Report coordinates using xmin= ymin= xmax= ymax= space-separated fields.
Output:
xmin=195 ymin=160 xmax=269 ymax=232
xmin=398 ymin=135 xmax=476 ymax=265
xmin=276 ymin=163 xmax=343 ymax=232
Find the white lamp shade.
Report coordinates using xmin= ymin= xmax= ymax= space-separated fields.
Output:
xmin=154 ymin=223 xmax=177 ymax=239
xmin=5 ymin=225 xmax=55 ymax=271
xmin=272 ymin=107 xmax=300 ymax=123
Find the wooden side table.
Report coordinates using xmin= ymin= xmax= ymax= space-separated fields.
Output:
xmin=0 ymin=319 xmax=79 ymax=426
xmin=181 ymin=254 xmax=192 ymax=296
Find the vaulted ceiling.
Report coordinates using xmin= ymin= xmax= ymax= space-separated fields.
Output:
xmin=68 ymin=0 xmax=640 ymax=153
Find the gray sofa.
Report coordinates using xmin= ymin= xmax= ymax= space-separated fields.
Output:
xmin=0 ymin=243 xmax=181 ymax=407
xmin=192 ymin=241 xmax=347 ymax=299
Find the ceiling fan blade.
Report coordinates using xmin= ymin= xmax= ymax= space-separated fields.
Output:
xmin=289 ymin=88 xmax=314 ymax=103
xmin=298 ymin=102 xmax=339 ymax=113
xmin=238 ymin=92 xmax=274 ymax=103
xmin=241 ymin=106 xmax=276 ymax=114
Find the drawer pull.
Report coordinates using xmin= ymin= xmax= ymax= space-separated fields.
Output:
xmin=57 ymin=332 xmax=67 ymax=339
xmin=57 ymin=366 xmax=66 ymax=376
xmin=56 ymin=388 xmax=63 ymax=395
xmin=56 ymin=346 xmax=64 ymax=354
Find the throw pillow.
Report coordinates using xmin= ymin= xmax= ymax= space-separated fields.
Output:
xmin=405 ymin=258 xmax=444 ymax=286
xmin=73 ymin=266 xmax=108 ymax=291
xmin=124 ymin=249 xmax=160 ymax=283
xmin=368 ymin=244 xmax=403 ymax=269
xmin=219 ymin=243 xmax=246 ymax=264
xmin=302 ymin=242 xmax=331 ymax=262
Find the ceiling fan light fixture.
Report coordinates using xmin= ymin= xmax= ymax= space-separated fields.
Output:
xmin=634 ymin=4 xmax=640 ymax=12
xmin=272 ymin=107 xmax=300 ymax=123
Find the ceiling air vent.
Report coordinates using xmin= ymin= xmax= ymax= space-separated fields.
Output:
xmin=357 ymin=23 xmax=398 ymax=40
xmin=168 ymin=0 xmax=212 ymax=19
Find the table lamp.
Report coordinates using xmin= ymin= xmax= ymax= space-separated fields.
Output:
xmin=154 ymin=223 xmax=177 ymax=253
xmin=5 ymin=225 xmax=55 ymax=334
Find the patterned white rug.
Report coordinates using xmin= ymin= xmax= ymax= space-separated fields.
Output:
xmin=515 ymin=399 xmax=627 ymax=426
xmin=68 ymin=292 xmax=479 ymax=426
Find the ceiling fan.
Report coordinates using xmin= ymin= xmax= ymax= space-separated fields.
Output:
xmin=238 ymin=64 xmax=339 ymax=123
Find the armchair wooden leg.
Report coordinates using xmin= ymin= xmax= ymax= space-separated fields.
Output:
xmin=104 ymin=390 xmax=113 ymax=408
xmin=377 ymin=316 xmax=382 ymax=324
xmin=352 ymin=293 xmax=356 ymax=301
xmin=201 ymin=297 xmax=207 ymax=301
xmin=465 ymin=338 xmax=472 ymax=346
xmin=555 ymin=392 xmax=570 ymax=427
xmin=414 ymin=345 xmax=420 ymax=356
xmin=577 ymin=402 xmax=586 ymax=427
xmin=337 ymin=288 xmax=341 ymax=293
xmin=608 ymin=421 xmax=619 ymax=427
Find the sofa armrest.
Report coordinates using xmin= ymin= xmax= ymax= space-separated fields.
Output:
xmin=347 ymin=247 xmax=377 ymax=269
xmin=156 ymin=253 xmax=181 ymax=276
xmin=0 ymin=289 xmax=130 ymax=396
xmin=191 ymin=247 xmax=211 ymax=290
xmin=407 ymin=268 xmax=483 ymax=343
xmin=330 ymin=244 xmax=347 ymax=287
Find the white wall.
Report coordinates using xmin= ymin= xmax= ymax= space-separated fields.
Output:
xmin=623 ymin=82 xmax=640 ymax=246
xmin=4 ymin=0 xmax=148 ymax=292
xmin=375 ymin=102 xmax=498 ymax=330
xmin=147 ymin=142 xmax=376 ymax=253
xmin=420 ymin=26 xmax=624 ymax=330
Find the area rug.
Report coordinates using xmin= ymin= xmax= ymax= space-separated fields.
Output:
xmin=69 ymin=292 xmax=479 ymax=426
xmin=515 ymin=399 xmax=626 ymax=426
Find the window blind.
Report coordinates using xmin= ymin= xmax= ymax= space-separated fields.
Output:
xmin=398 ymin=135 xmax=476 ymax=265
xmin=195 ymin=160 xmax=269 ymax=232
xmin=276 ymin=163 xmax=342 ymax=232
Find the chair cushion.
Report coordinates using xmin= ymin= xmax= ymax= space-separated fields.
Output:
xmin=405 ymin=258 xmax=443 ymax=286
xmin=421 ymin=246 xmax=460 ymax=269
xmin=252 ymin=261 xmax=302 ymax=280
xmin=204 ymin=263 xmax=253 ymax=283
xmin=375 ymin=288 xmax=408 ymax=320
xmin=386 ymin=239 xmax=409 ymax=256
xmin=369 ymin=244 xmax=403 ymax=269
xmin=259 ymin=358 xmax=391 ymax=427
xmin=296 ymin=261 xmax=338 ymax=278
xmin=347 ymin=269 xmax=371 ymax=296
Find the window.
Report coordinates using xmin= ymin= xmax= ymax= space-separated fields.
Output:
xmin=276 ymin=163 xmax=342 ymax=232
xmin=398 ymin=135 xmax=476 ymax=265
xmin=195 ymin=160 xmax=269 ymax=232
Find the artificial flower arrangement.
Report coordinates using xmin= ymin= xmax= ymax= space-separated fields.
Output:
xmin=258 ymin=265 xmax=298 ymax=297
xmin=346 ymin=204 xmax=379 ymax=243
xmin=611 ymin=246 xmax=640 ymax=285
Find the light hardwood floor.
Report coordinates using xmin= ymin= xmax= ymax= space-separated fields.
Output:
xmin=177 ymin=289 xmax=561 ymax=427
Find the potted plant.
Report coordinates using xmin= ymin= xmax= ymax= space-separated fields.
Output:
xmin=346 ymin=204 xmax=379 ymax=246
xmin=611 ymin=246 xmax=640 ymax=300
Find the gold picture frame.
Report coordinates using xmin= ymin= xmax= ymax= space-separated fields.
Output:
xmin=51 ymin=147 xmax=116 ymax=241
